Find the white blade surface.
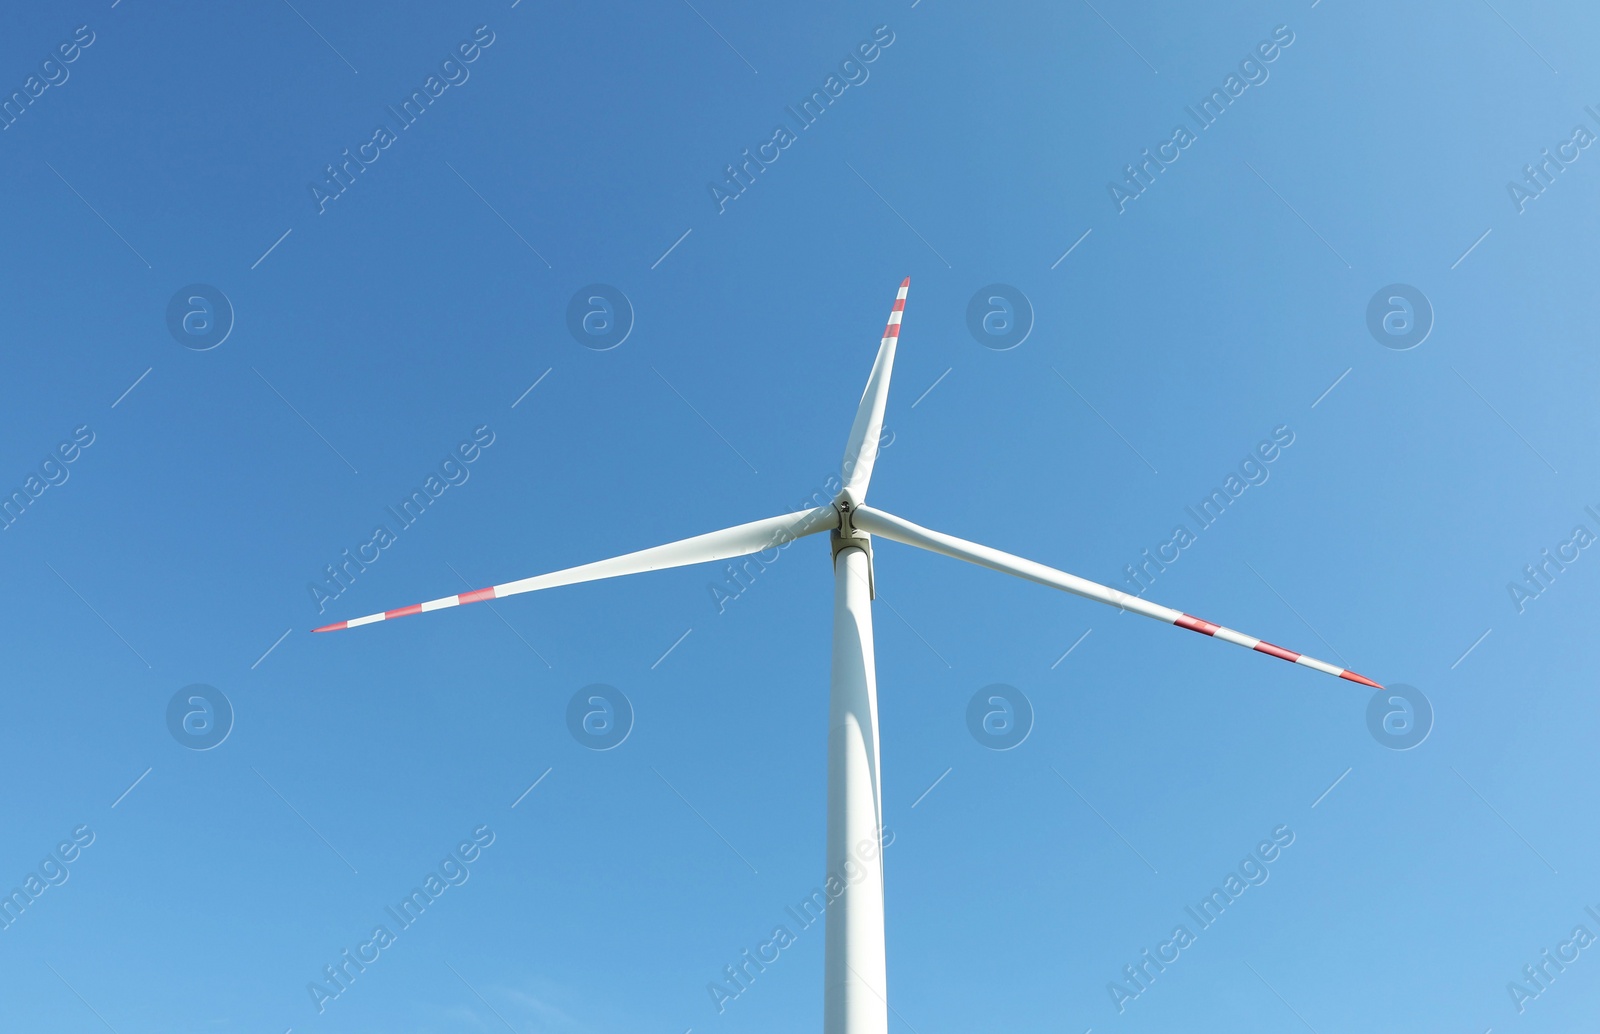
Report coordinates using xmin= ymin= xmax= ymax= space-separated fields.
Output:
xmin=314 ymin=506 xmax=838 ymax=632
xmin=838 ymin=278 xmax=910 ymax=506
xmin=852 ymin=505 xmax=1382 ymax=688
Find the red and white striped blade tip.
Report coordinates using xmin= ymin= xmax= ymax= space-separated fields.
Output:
xmin=1172 ymin=613 xmax=1381 ymax=688
xmin=311 ymin=585 xmax=499 ymax=632
xmin=877 ymin=279 xmax=910 ymax=342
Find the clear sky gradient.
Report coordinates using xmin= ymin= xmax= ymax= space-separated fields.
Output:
xmin=3 ymin=1 xmax=1600 ymax=1032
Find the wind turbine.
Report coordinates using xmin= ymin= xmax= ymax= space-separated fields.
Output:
xmin=314 ymin=277 xmax=1381 ymax=1032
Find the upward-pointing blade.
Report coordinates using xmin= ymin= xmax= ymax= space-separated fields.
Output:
xmin=852 ymin=505 xmax=1382 ymax=688
xmin=313 ymin=506 xmax=839 ymax=632
xmin=838 ymin=277 xmax=910 ymax=507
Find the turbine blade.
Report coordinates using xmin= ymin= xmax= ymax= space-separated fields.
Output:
xmin=313 ymin=506 xmax=839 ymax=632
xmin=838 ymin=277 xmax=910 ymax=506
xmin=852 ymin=505 xmax=1382 ymax=688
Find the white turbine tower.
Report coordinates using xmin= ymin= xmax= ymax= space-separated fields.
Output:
xmin=315 ymin=277 xmax=1380 ymax=1032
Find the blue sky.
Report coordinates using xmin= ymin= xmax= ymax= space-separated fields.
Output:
xmin=3 ymin=0 xmax=1600 ymax=1031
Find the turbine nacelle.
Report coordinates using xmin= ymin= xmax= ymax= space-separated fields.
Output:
xmin=830 ymin=499 xmax=875 ymax=597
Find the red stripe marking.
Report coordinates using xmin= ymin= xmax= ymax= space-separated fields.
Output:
xmin=900 ymin=277 xmax=910 ymax=287
xmin=884 ymin=323 xmax=900 ymax=338
xmin=458 ymin=587 xmax=497 ymax=605
xmin=1174 ymin=613 xmax=1220 ymax=636
xmin=385 ymin=603 xmax=422 ymax=619
xmin=1339 ymin=670 xmax=1383 ymax=688
xmin=893 ymin=299 xmax=905 ymax=311
xmin=312 ymin=621 xmax=348 ymax=633
xmin=1253 ymin=640 xmax=1301 ymax=663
